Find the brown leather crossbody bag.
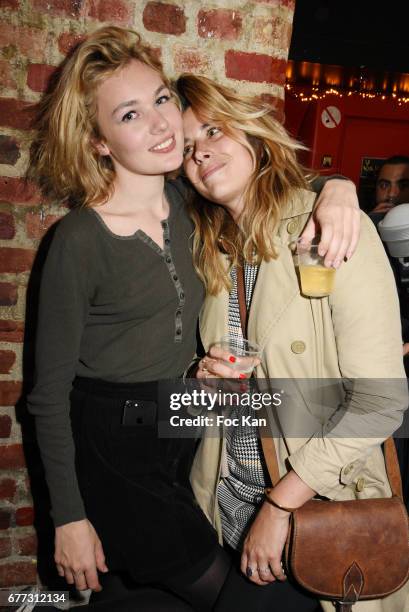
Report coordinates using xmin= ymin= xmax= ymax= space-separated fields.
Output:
xmin=260 ymin=431 xmax=409 ymax=612
xmin=236 ymin=264 xmax=409 ymax=612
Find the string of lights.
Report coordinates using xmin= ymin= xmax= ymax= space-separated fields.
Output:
xmin=285 ymin=83 xmax=409 ymax=106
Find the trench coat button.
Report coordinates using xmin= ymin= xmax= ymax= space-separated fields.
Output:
xmin=287 ymin=220 xmax=299 ymax=235
xmin=343 ymin=464 xmax=354 ymax=475
xmin=291 ymin=340 xmax=306 ymax=354
xmin=356 ymin=477 xmax=365 ymax=492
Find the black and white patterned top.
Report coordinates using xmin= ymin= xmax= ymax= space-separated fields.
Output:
xmin=217 ymin=262 xmax=269 ymax=550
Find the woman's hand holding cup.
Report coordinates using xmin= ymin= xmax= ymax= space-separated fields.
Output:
xmin=197 ymin=336 xmax=261 ymax=380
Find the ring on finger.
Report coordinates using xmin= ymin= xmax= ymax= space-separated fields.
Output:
xmin=246 ymin=566 xmax=256 ymax=578
xmin=201 ymin=359 xmax=209 ymax=374
xmin=258 ymin=567 xmax=271 ymax=575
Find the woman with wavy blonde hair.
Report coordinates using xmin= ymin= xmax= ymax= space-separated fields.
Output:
xmin=179 ymin=76 xmax=359 ymax=295
xmin=31 ymin=27 xmax=174 ymax=207
xmin=178 ymin=74 xmax=408 ymax=611
xmin=27 ymin=24 xmax=361 ymax=611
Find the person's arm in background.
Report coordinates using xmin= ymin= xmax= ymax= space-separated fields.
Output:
xmin=371 ymin=201 xmax=395 ymax=214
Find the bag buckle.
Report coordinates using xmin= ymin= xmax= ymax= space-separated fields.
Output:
xmin=338 ymin=561 xmax=363 ymax=609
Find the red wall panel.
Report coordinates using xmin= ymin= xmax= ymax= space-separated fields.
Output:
xmin=285 ymin=92 xmax=409 ymax=208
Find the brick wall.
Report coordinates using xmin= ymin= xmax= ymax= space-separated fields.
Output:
xmin=0 ymin=0 xmax=295 ymax=588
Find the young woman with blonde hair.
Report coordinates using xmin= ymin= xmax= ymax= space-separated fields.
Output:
xmin=28 ymin=25 xmax=361 ymax=610
xmin=178 ymin=74 xmax=409 ymax=611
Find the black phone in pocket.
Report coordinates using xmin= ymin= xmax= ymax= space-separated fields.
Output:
xmin=121 ymin=399 xmax=157 ymax=426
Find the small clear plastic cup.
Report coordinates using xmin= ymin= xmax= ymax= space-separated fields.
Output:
xmin=213 ymin=335 xmax=261 ymax=377
xmin=296 ymin=239 xmax=336 ymax=297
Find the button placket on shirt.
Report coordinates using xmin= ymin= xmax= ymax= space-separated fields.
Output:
xmin=162 ymin=220 xmax=185 ymax=343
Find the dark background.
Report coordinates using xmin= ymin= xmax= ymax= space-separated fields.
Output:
xmin=289 ymin=0 xmax=409 ymax=72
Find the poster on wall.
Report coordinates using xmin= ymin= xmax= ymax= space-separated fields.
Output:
xmin=358 ymin=156 xmax=385 ymax=212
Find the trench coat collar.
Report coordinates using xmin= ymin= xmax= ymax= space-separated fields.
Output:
xmin=278 ymin=187 xmax=315 ymax=220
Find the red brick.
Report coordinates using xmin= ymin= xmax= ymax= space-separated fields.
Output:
xmin=148 ymin=46 xmax=162 ymax=63
xmin=0 ymin=248 xmax=35 ymax=274
xmin=143 ymin=2 xmax=186 ymax=35
xmin=174 ymin=47 xmax=211 ymax=75
xmin=0 ymin=177 xmax=40 ymax=205
xmin=31 ymin=0 xmax=83 ymax=17
xmin=87 ymin=0 xmax=132 ymax=24
xmin=0 ymin=510 xmax=12 ymax=530
xmin=0 ymin=479 xmax=16 ymax=501
xmin=0 ymin=285 xmax=17 ymax=307
xmin=0 ymin=321 xmax=24 ymax=343
xmin=25 ymin=212 xmax=60 ymax=240
xmin=58 ymin=32 xmax=85 ymax=55
xmin=0 ymin=0 xmax=19 ymax=9
xmin=0 ymin=445 xmax=25 ymax=470
xmin=0 ymin=382 xmax=22 ymax=407
xmin=0 ymin=213 xmax=15 ymax=239
xmin=0 ymin=417 xmax=11 ymax=440
xmin=0 ymin=99 xmax=35 ymax=130
xmin=27 ymin=63 xmax=56 ymax=93
xmin=254 ymin=0 xmax=295 ymax=6
xmin=198 ymin=9 xmax=242 ymax=41
xmin=0 ymin=136 xmax=20 ymax=166
xmin=15 ymin=507 xmax=34 ymax=527
xmin=254 ymin=16 xmax=292 ymax=49
xmin=0 ymin=538 xmax=11 ymax=559
xmin=0 ymin=351 xmax=15 ymax=375
xmin=225 ymin=50 xmax=287 ymax=85
xmin=16 ymin=534 xmax=37 ymax=556
xmin=0 ymin=417 xmax=12 ymax=439
xmin=0 ymin=60 xmax=16 ymax=90
xmin=0 ymin=23 xmax=48 ymax=63
xmin=0 ymin=561 xmax=37 ymax=586
xmin=258 ymin=93 xmax=285 ymax=122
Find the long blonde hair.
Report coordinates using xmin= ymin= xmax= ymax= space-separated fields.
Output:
xmin=176 ymin=74 xmax=310 ymax=295
xmin=30 ymin=26 xmax=173 ymax=207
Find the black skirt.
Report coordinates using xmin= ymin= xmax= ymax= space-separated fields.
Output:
xmin=70 ymin=377 xmax=218 ymax=584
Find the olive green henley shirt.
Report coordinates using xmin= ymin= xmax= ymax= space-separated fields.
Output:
xmin=27 ymin=179 xmax=204 ymax=526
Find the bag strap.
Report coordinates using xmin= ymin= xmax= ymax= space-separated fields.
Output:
xmin=237 ymin=263 xmax=281 ymax=486
xmin=384 ymin=436 xmax=404 ymax=499
xmin=236 ymin=262 xmax=248 ymax=337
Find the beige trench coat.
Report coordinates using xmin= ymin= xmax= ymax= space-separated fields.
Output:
xmin=190 ymin=188 xmax=409 ymax=611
